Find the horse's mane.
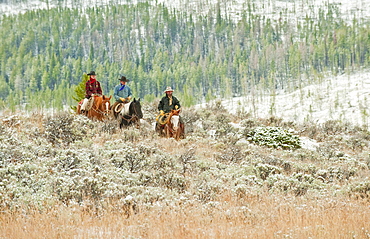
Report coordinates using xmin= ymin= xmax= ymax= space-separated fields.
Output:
xmin=94 ymin=96 xmax=103 ymax=107
xmin=170 ymin=109 xmax=180 ymax=116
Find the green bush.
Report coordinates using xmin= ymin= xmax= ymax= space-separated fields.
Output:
xmin=245 ymin=126 xmax=301 ymax=150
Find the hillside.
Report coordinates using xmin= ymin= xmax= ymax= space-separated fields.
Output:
xmin=1 ymin=102 xmax=370 ymax=237
xmin=213 ymin=70 xmax=370 ymax=127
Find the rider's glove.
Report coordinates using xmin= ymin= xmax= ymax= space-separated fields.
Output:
xmin=127 ymin=96 xmax=132 ymax=101
xmin=120 ymin=97 xmax=125 ymax=102
xmin=175 ymin=105 xmax=179 ymax=110
xmin=160 ymin=110 xmax=164 ymax=115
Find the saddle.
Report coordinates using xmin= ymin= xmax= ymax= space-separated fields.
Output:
xmin=86 ymin=97 xmax=94 ymax=110
xmin=78 ymin=97 xmax=94 ymax=111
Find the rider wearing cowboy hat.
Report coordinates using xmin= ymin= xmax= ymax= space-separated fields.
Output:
xmin=158 ymin=86 xmax=181 ymax=114
xmin=81 ymin=71 xmax=102 ymax=113
xmin=114 ymin=75 xmax=132 ymax=103
xmin=112 ymin=75 xmax=132 ymax=117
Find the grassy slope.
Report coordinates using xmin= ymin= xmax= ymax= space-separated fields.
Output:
xmin=1 ymin=101 xmax=370 ymax=238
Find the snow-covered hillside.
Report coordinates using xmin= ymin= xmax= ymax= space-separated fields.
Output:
xmin=214 ymin=71 xmax=370 ymax=127
xmin=2 ymin=0 xmax=370 ymax=128
xmin=2 ymin=0 xmax=370 ymax=21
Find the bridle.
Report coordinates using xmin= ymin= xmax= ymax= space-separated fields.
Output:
xmin=91 ymin=98 xmax=111 ymax=117
xmin=120 ymin=101 xmax=141 ymax=125
xmin=167 ymin=114 xmax=179 ymax=135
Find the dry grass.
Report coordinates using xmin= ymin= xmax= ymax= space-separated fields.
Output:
xmin=1 ymin=193 xmax=369 ymax=239
xmin=2 ymin=109 xmax=370 ymax=238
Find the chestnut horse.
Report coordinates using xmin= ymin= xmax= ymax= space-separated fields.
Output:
xmin=156 ymin=109 xmax=185 ymax=140
xmin=77 ymin=95 xmax=112 ymax=121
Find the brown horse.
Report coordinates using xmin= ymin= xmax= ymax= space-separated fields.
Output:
xmin=156 ymin=109 xmax=185 ymax=140
xmin=77 ymin=95 xmax=112 ymax=121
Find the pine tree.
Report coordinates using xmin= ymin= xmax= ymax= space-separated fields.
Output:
xmin=71 ymin=73 xmax=88 ymax=110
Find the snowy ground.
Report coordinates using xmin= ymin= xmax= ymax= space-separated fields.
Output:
xmin=2 ymin=0 xmax=370 ymax=22
xmin=156 ymin=0 xmax=370 ymax=23
xmin=214 ymin=71 xmax=370 ymax=127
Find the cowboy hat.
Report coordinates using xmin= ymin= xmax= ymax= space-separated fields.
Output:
xmin=164 ymin=86 xmax=174 ymax=93
xmin=87 ymin=71 xmax=96 ymax=75
xmin=119 ymin=76 xmax=130 ymax=82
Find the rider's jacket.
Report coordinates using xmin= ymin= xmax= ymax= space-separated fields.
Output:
xmin=158 ymin=95 xmax=181 ymax=113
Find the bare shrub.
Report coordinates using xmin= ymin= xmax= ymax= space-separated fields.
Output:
xmin=119 ymin=127 xmax=142 ymax=142
xmin=261 ymin=157 xmax=292 ymax=172
xmin=345 ymin=136 xmax=368 ymax=151
xmin=216 ymin=145 xmax=245 ymax=163
xmin=100 ymin=119 xmax=119 ymax=134
xmin=322 ymin=120 xmax=351 ymax=135
xmin=178 ymin=147 xmax=196 ymax=174
xmin=43 ymin=112 xmax=93 ymax=146
xmin=254 ymin=163 xmax=282 ymax=180
xmin=111 ymin=146 xmax=149 ymax=173
xmin=1 ymin=115 xmax=21 ymax=128
xmin=179 ymin=107 xmax=201 ymax=134
xmin=350 ymin=181 xmax=370 ymax=199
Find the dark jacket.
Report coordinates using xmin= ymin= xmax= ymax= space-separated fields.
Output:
xmin=85 ymin=79 xmax=102 ymax=98
xmin=158 ymin=95 xmax=181 ymax=113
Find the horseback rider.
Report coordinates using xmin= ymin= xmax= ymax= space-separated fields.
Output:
xmin=158 ymin=86 xmax=181 ymax=114
xmin=156 ymin=86 xmax=184 ymax=138
xmin=112 ymin=75 xmax=132 ymax=117
xmin=157 ymin=86 xmax=184 ymax=124
xmin=81 ymin=71 xmax=102 ymax=113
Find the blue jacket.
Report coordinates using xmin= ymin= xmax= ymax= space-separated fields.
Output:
xmin=114 ymin=84 xmax=132 ymax=102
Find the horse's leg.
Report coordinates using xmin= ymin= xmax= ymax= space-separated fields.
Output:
xmin=134 ymin=118 xmax=141 ymax=129
xmin=164 ymin=125 xmax=170 ymax=138
xmin=155 ymin=123 xmax=162 ymax=136
xmin=180 ymin=123 xmax=185 ymax=139
xmin=120 ymin=115 xmax=129 ymax=129
xmin=119 ymin=117 xmax=124 ymax=129
xmin=174 ymin=129 xmax=180 ymax=140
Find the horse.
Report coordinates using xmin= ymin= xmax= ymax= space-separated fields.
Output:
xmin=117 ymin=98 xmax=143 ymax=129
xmin=77 ymin=95 xmax=112 ymax=121
xmin=156 ymin=109 xmax=185 ymax=140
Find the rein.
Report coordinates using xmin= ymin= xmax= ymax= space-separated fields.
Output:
xmin=121 ymin=102 xmax=140 ymax=125
xmin=91 ymin=100 xmax=111 ymax=116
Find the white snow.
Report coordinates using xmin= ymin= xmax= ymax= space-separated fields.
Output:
xmin=217 ymin=71 xmax=370 ymax=127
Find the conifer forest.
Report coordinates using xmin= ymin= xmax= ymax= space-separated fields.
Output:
xmin=0 ymin=0 xmax=369 ymax=111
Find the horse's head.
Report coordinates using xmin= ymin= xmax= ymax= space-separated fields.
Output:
xmin=101 ymin=95 xmax=112 ymax=115
xmin=169 ymin=109 xmax=181 ymax=132
xmin=130 ymin=98 xmax=143 ymax=119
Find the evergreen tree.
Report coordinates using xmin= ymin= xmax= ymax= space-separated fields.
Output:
xmin=71 ymin=73 xmax=88 ymax=110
